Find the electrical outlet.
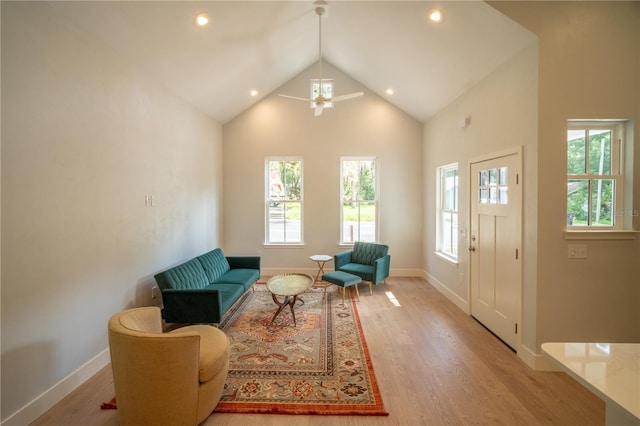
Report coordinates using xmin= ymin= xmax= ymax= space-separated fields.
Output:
xmin=568 ymin=244 xmax=588 ymax=259
xmin=151 ymin=286 xmax=158 ymax=299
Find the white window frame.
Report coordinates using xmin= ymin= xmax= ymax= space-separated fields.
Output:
xmin=566 ymin=120 xmax=624 ymax=231
xmin=265 ymin=157 xmax=303 ymax=245
xmin=340 ymin=157 xmax=378 ymax=244
xmin=436 ymin=163 xmax=459 ymax=262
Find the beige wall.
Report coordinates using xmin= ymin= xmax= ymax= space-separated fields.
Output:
xmin=223 ymin=62 xmax=423 ymax=276
xmin=1 ymin=3 xmax=223 ymax=422
xmin=423 ymin=43 xmax=539 ymax=352
xmin=490 ymin=1 xmax=640 ymax=352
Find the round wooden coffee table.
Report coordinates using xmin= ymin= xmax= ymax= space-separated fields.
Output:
xmin=266 ymin=273 xmax=313 ymax=326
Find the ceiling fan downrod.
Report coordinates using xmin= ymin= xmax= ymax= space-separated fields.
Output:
xmin=315 ymin=1 xmax=327 ymax=94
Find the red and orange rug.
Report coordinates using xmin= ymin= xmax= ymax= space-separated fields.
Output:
xmin=214 ymin=283 xmax=388 ymax=416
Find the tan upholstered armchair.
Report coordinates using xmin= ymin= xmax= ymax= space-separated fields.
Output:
xmin=108 ymin=307 xmax=229 ymax=426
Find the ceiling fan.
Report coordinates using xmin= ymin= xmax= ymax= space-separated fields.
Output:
xmin=278 ymin=0 xmax=363 ymax=117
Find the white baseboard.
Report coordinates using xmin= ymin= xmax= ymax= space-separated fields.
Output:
xmin=518 ymin=344 xmax=560 ymax=371
xmin=2 ymin=348 xmax=111 ymax=426
xmin=423 ymin=271 xmax=470 ymax=314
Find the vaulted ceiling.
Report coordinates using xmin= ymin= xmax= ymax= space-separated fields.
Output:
xmin=47 ymin=1 xmax=536 ymax=124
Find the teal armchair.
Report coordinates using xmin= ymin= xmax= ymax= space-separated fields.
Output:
xmin=334 ymin=242 xmax=390 ymax=294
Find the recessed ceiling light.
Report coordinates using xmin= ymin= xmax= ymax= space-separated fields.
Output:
xmin=194 ymin=12 xmax=209 ymax=27
xmin=428 ymin=9 xmax=444 ymax=23
xmin=385 ymin=88 xmax=394 ymax=95
xmin=250 ymin=90 xmax=258 ymax=97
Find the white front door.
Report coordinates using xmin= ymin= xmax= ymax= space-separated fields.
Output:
xmin=469 ymin=150 xmax=522 ymax=350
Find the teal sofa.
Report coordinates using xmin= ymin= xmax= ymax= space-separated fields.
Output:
xmin=154 ymin=248 xmax=260 ymax=324
xmin=334 ymin=242 xmax=390 ymax=294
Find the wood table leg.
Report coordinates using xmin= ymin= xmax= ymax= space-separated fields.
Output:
xmin=314 ymin=261 xmax=327 ymax=282
xmin=271 ymin=293 xmax=304 ymax=326
xmin=270 ymin=293 xmax=290 ymax=324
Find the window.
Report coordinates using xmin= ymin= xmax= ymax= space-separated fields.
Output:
xmin=310 ymin=79 xmax=333 ymax=108
xmin=567 ymin=121 xmax=624 ymax=229
xmin=437 ymin=163 xmax=459 ymax=260
xmin=341 ymin=158 xmax=377 ymax=243
xmin=478 ymin=167 xmax=508 ymax=205
xmin=266 ymin=158 xmax=302 ymax=244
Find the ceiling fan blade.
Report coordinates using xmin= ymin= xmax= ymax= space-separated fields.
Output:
xmin=331 ymin=92 xmax=364 ymax=102
xmin=278 ymin=94 xmax=311 ymax=102
xmin=314 ymin=105 xmax=324 ymax=116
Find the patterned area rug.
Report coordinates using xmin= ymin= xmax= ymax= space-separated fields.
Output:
xmin=214 ymin=283 xmax=388 ymax=416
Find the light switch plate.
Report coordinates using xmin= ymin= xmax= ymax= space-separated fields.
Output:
xmin=568 ymin=244 xmax=588 ymax=259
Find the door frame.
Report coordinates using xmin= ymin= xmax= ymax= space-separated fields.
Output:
xmin=467 ymin=145 xmax=523 ymax=352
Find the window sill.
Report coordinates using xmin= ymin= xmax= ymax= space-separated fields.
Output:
xmin=434 ymin=251 xmax=459 ymax=266
xmin=263 ymin=243 xmax=305 ymax=248
xmin=564 ymin=230 xmax=638 ymax=240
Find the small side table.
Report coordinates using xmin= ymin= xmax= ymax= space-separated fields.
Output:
xmin=309 ymin=254 xmax=332 ymax=282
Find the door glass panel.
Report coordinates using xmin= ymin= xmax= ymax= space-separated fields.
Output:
xmin=499 ymin=187 xmax=508 ymax=204
xmin=499 ymin=167 xmax=508 ymax=185
xmin=480 ymin=170 xmax=488 ymax=186
xmin=479 ymin=168 xmax=508 ymax=205
xmin=489 ymin=187 xmax=497 ymax=203
xmin=498 ymin=167 xmax=508 ymax=204
xmin=489 ymin=169 xmax=497 ymax=185
xmin=480 ymin=188 xmax=489 ymax=204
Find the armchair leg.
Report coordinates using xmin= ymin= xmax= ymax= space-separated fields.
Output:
xmin=358 ymin=281 xmax=373 ymax=295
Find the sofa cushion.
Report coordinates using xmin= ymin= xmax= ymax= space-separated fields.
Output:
xmin=337 ymin=263 xmax=374 ymax=282
xmin=204 ymin=283 xmax=245 ymax=313
xmin=351 ymin=242 xmax=389 ymax=266
xmin=155 ymin=258 xmax=209 ymax=290
xmin=197 ymin=249 xmax=231 ymax=283
xmin=213 ymin=269 xmax=260 ymax=291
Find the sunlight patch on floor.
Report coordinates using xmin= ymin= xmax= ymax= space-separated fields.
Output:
xmin=385 ymin=291 xmax=401 ymax=307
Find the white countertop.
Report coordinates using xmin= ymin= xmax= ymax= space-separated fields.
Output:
xmin=542 ymin=342 xmax=640 ymax=421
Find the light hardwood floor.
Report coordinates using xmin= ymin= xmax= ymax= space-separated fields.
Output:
xmin=31 ymin=277 xmax=604 ymax=426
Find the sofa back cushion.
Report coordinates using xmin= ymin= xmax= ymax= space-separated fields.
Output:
xmin=351 ymin=242 xmax=389 ymax=266
xmin=154 ymin=258 xmax=209 ymax=290
xmin=197 ymin=249 xmax=231 ymax=283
